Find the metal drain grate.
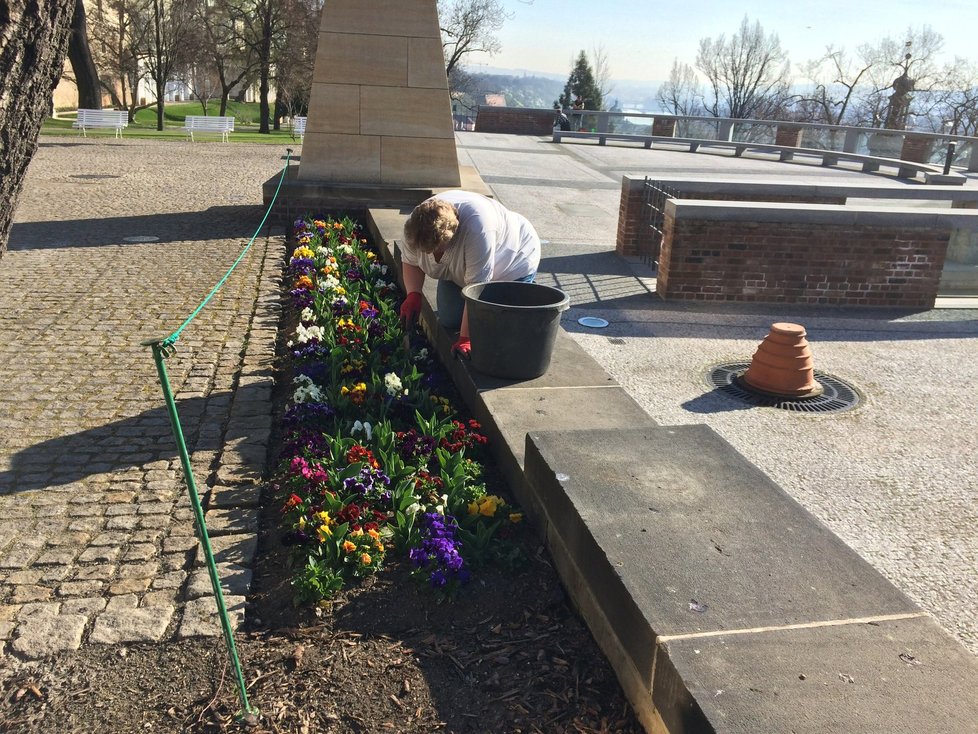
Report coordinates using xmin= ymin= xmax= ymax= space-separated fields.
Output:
xmin=707 ymin=362 xmax=862 ymax=414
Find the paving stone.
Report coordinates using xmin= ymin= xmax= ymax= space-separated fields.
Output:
xmin=0 ymin=546 xmax=41 ymax=569
xmin=176 ymin=594 xmax=246 ymax=638
xmin=108 ymin=578 xmax=153 ymax=595
xmin=215 ymin=464 xmax=264 ymax=485
xmin=61 ymin=597 xmax=107 ymax=616
xmin=137 ymin=501 xmax=174 ymax=516
xmin=105 ymin=515 xmax=140 ymax=531
xmin=203 ymin=508 xmax=258 ymax=536
xmin=117 ymin=561 xmax=159 ymax=579
xmin=161 ymin=552 xmax=193 ymax=572
xmin=185 ymin=564 xmax=253 ymax=600
xmin=90 ymin=532 xmax=130 ymax=547
xmin=90 ymin=606 xmax=174 ymax=644
xmin=105 ymin=594 xmax=139 ymax=611
xmin=17 ymin=603 xmax=60 ymax=620
xmin=163 ymin=536 xmax=199 ymax=554
xmin=35 ymin=548 xmax=81 ymax=565
xmin=72 ymin=565 xmax=117 ymax=582
xmin=142 ymin=590 xmax=180 ymax=608
xmin=10 ymin=614 xmax=87 ymax=658
xmin=46 ymin=531 xmax=92 ymax=547
xmin=10 ymin=585 xmax=54 ymax=604
xmin=131 ymin=529 xmax=164 ymax=544
xmin=208 ymin=485 xmax=262 ymax=509
xmin=57 ymin=581 xmax=103 ymax=597
xmin=4 ymin=570 xmax=42 ymax=585
xmin=39 ymin=567 xmax=69 ymax=583
xmin=77 ymin=546 xmax=120 ymax=564
xmin=152 ymin=570 xmax=187 ymax=590
xmin=122 ymin=543 xmax=158 ymax=562
xmin=0 ymin=621 xmax=14 ymax=640
xmin=67 ymin=518 xmax=105 ymax=533
xmin=198 ymin=533 xmax=258 ymax=567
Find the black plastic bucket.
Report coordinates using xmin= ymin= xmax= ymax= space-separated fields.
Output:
xmin=462 ymin=281 xmax=571 ymax=379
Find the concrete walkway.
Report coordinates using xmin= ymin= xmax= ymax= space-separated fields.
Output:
xmin=0 ymin=139 xmax=285 ymax=657
xmin=455 ymin=131 xmax=978 ymax=656
xmin=1 ymin=132 xmax=975 ymax=664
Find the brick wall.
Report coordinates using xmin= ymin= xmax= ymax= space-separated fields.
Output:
xmin=657 ymin=213 xmax=949 ymax=307
xmin=474 ymin=107 xmax=555 ymax=135
xmin=616 ymin=179 xmax=845 ymax=261
xmin=775 ymin=125 xmax=804 ymax=147
xmin=651 ymin=117 xmax=677 ymax=137
xmin=901 ymin=133 xmax=935 ymax=164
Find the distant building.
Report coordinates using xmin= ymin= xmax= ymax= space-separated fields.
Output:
xmin=483 ymin=93 xmax=507 ymax=107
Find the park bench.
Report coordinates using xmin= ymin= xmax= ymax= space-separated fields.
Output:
xmin=72 ymin=109 xmax=128 ymax=138
xmin=184 ymin=115 xmax=234 ymax=143
xmin=552 ymin=129 xmax=964 ymax=185
xmin=293 ymin=116 xmax=306 ymax=142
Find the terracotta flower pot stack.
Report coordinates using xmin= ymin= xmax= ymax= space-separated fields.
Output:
xmin=740 ymin=322 xmax=824 ymax=398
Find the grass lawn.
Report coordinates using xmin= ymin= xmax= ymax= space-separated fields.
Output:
xmin=42 ymin=101 xmax=304 ymax=144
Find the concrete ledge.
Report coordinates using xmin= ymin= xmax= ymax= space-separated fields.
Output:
xmin=524 ymin=425 xmax=978 ymax=732
xmin=621 ymin=174 xmax=978 ymax=202
xmin=666 ymin=199 xmax=978 ymax=229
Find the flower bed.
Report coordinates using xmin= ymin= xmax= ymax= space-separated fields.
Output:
xmin=276 ymin=216 xmax=523 ymax=603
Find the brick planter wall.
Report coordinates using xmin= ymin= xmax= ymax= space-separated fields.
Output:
xmin=901 ymin=133 xmax=936 ymax=164
xmin=657 ymin=207 xmax=949 ymax=307
xmin=616 ymin=178 xmax=844 ymax=261
xmin=474 ymin=106 xmax=555 ymax=135
xmin=775 ymin=125 xmax=804 ymax=147
xmin=651 ymin=117 xmax=677 ymax=137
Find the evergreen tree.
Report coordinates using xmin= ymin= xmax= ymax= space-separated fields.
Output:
xmin=555 ymin=50 xmax=603 ymax=110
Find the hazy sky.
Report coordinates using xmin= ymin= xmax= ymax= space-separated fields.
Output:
xmin=463 ymin=0 xmax=977 ymax=82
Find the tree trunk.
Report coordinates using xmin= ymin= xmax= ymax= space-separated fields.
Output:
xmin=67 ymin=0 xmax=102 ymax=109
xmin=0 ymin=0 xmax=76 ymax=261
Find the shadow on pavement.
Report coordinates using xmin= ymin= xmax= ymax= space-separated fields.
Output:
xmin=0 ymin=382 xmax=269 ymax=495
xmin=9 ymin=206 xmax=267 ymax=250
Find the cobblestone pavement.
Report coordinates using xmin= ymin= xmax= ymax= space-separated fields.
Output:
xmin=0 ymin=138 xmax=289 ymax=659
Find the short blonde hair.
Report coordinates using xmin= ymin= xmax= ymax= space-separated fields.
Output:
xmin=404 ymin=198 xmax=458 ymax=253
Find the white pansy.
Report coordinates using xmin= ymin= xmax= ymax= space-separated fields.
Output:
xmin=337 ymin=244 xmax=354 ymax=255
xmin=405 ymin=502 xmax=421 ymax=517
xmin=315 ymin=246 xmax=331 ymax=257
xmin=295 ymin=324 xmax=323 ymax=344
xmin=300 ymin=307 xmax=315 ymax=322
xmin=383 ymin=372 xmax=403 ymax=396
xmin=292 ymin=374 xmax=324 ymax=404
xmin=352 ymin=420 xmax=373 ymax=440
xmin=413 ymin=348 xmax=428 ymax=362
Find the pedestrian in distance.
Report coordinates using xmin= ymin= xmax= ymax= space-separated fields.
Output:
xmin=398 ymin=191 xmax=541 ymax=359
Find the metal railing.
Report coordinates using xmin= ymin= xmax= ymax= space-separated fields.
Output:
xmin=562 ymin=110 xmax=978 ymax=172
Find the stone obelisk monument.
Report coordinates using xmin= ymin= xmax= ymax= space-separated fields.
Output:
xmin=298 ymin=0 xmax=462 ymax=187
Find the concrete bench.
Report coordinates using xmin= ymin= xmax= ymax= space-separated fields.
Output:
xmin=184 ymin=115 xmax=234 ymax=142
xmin=72 ymin=109 xmax=128 ymax=138
xmin=293 ymin=116 xmax=306 ymax=141
xmin=552 ymin=129 xmax=965 ymax=185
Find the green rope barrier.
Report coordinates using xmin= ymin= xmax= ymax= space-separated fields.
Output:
xmin=162 ymin=148 xmax=293 ymax=348
xmin=141 ymin=149 xmax=293 ymax=723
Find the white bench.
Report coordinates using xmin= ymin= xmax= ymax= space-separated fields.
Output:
xmin=72 ymin=109 xmax=128 ymax=138
xmin=184 ymin=115 xmax=234 ymax=142
xmin=293 ymin=116 xmax=306 ymax=141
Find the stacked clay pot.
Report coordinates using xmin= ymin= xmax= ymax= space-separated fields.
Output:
xmin=741 ymin=322 xmax=823 ymax=398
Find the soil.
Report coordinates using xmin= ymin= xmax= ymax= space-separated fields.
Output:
xmin=0 ymin=524 xmax=642 ymax=734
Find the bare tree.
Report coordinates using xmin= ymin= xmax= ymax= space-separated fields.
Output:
xmin=657 ymin=59 xmax=703 ymax=116
xmin=797 ymin=45 xmax=875 ymax=125
xmin=67 ymin=0 xmax=103 ymax=109
xmin=438 ymin=0 xmax=508 ymax=80
xmin=591 ymin=43 xmax=613 ymax=103
xmin=89 ymin=0 xmax=154 ymax=120
xmin=695 ymin=16 xmax=791 ymax=119
xmin=0 ymin=0 xmax=76 ymax=260
xmin=932 ymin=59 xmax=978 ymax=136
xmin=142 ymin=0 xmax=195 ymax=130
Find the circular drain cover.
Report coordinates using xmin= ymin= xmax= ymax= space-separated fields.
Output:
xmin=707 ymin=362 xmax=862 ymax=414
xmin=578 ymin=316 xmax=609 ymax=328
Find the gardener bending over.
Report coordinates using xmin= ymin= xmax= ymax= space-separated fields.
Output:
xmin=399 ymin=190 xmax=541 ymax=359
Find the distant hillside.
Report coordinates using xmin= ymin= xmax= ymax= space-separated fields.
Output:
xmin=465 ymin=73 xmax=564 ymax=109
xmin=460 ymin=70 xmax=661 ymax=112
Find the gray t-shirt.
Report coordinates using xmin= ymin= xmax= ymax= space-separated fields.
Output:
xmin=401 ymin=190 xmax=541 ymax=287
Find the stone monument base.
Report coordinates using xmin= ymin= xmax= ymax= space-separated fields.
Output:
xmin=262 ymin=162 xmax=492 ymax=229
